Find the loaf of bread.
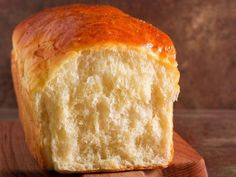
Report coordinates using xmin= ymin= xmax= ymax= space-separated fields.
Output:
xmin=11 ymin=4 xmax=180 ymax=173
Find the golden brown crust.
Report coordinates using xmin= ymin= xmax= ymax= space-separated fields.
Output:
xmin=13 ymin=4 xmax=175 ymax=60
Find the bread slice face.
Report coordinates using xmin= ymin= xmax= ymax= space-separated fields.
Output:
xmin=32 ymin=44 xmax=179 ymax=172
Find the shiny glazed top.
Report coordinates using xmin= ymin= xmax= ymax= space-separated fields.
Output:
xmin=12 ymin=4 xmax=176 ymax=64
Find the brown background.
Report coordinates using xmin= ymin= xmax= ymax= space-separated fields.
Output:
xmin=0 ymin=1 xmax=236 ymax=177
xmin=0 ymin=0 xmax=236 ymax=109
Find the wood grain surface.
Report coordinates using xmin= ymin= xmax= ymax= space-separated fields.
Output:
xmin=174 ymin=110 xmax=236 ymax=177
xmin=0 ymin=120 xmax=207 ymax=177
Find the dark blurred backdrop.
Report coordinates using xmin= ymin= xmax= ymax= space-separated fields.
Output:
xmin=0 ymin=0 xmax=235 ymax=109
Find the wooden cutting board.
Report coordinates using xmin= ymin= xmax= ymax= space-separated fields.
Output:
xmin=0 ymin=120 xmax=208 ymax=177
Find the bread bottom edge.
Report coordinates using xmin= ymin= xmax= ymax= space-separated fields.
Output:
xmin=51 ymin=162 xmax=172 ymax=174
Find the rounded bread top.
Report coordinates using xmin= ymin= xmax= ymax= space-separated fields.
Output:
xmin=13 ymin=4 xmax=176 ymax=64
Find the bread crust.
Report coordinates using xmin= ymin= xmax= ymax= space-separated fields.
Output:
xmin=13 ymin=4 xmax=175 ymax=60
xmin=11 ymin=51 xmax=54 ymax=168
xmin=11 ymin=4 xmax=177 ymax=172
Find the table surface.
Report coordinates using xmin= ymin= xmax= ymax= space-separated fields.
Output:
xmin=0 ymin=109 xmax=235 ymax=177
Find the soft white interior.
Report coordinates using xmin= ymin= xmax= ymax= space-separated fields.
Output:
xmin=35 ymin=45 xmax=179 ymax=171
